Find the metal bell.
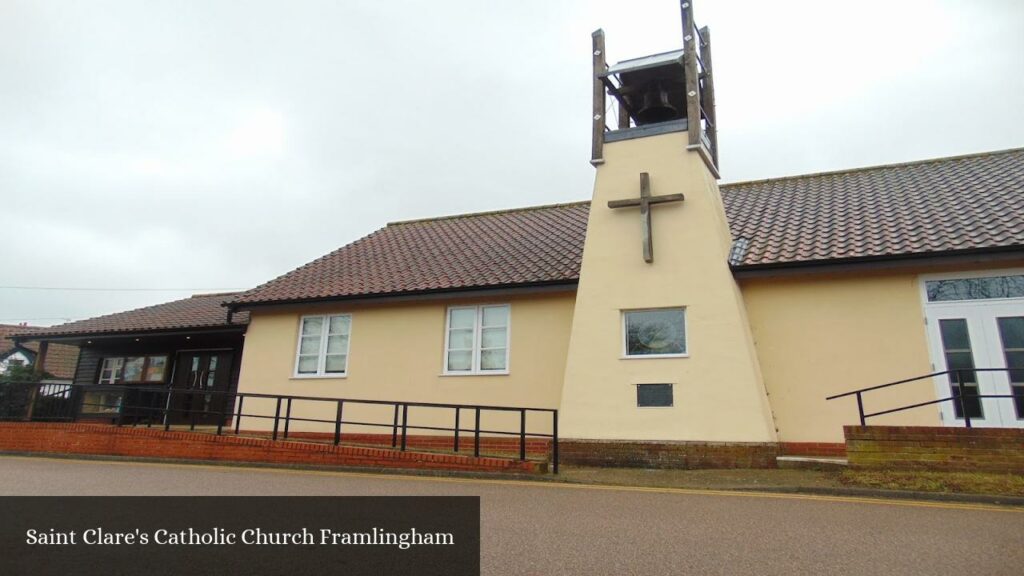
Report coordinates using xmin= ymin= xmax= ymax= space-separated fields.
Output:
xmin=635 ymin=83 xmax=679 ymax=125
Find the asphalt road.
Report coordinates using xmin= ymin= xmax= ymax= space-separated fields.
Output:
xmin=1 ymin=456 xmax=1022 ymax=575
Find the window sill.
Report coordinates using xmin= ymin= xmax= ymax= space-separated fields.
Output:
xmin=290 ymin=374 xmax=348 ymax=380
xmin=440 ymin=371 xmax=510 ymax=377
xmin=620 ymin=353 xmax=689 ymax=360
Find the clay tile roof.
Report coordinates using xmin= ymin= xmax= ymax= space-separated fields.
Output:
xmin=0 ymin=324 xmax=34 ymax=357
xmin=0 ymin=324 xmax=79 ymax=379
xmin=230 ymin=148 xmax=1023 ymax=306
xmin=37 ymin=343 xmax=80 ymax=379
xmin=9 ymin=293 xmax=249 ymax=340
xmin=720 ymin=147 xmax=1024 ymax=267
xmin=231 ymin=202 xmax=591 ymax=306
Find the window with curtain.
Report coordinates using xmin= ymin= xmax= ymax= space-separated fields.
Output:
xmin=445 ymin=305 xmax=509 ymax=374
xmin=295 ymin=314 xmax=352 ymax=377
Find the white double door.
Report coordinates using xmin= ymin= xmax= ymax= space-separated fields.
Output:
xmin=925 ymin=300 xmax=1024 ymax=428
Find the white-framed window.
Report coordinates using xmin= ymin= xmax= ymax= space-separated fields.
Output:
xmin=98 ymin=358 xmax=124 ymax=384
xmin=622 ymin=308 xmax=687 ymax=358
xmin=97 ymin=356 xmax=167 ymax=384
xmin=444 ymin=304 xmax=510 ymax=374
xmin=294 ymin=314 xmax=352 ymax=378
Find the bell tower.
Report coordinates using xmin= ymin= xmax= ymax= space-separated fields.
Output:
xmin=559 ymin=1 xmax=777 ymax=447
xmin=590 ymin=1 xmax=718 ymax=175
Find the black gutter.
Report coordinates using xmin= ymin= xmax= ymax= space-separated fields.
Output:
xmin=10 ymin=324 xmax=248 ymax=345
xmin=731 ymin=246 xmax=1024 ymax=278
xmin=223 ymin=280 xmax=580 ymax=312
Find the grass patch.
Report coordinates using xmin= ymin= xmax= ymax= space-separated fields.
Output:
xmin=839 ymin=469 xmax=1024 ymax=497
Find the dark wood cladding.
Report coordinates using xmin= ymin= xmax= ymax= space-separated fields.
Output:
xmin=73 ymin=348 xmax=103 ymax=387
xmin=66 ymin=331 xmax=245 ymax=421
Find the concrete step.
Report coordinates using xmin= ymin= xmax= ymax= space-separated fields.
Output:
xmin=776 ymin=455 xmax=848 ymax=471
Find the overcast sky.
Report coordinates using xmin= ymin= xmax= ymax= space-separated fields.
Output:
xmin=1 ymin=0 xmax=1022 ymax=326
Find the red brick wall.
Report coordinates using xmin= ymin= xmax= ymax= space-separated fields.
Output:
xmin=845 ymin=425 xmax=1024 ymax=473
xmin=560 ymin=440 xmax=779 ymax=469
xmin=240 ymin=431 xmax=551 ymax=457
xmin=0 ymin=422 xmax=545 ymax=474
xmin=779 ymin=442 xmax=847 ymax=457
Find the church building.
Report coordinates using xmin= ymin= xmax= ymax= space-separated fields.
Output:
xmin=222 ymin=4 xmax=1024 ymax=465
xmin=11 ymin=3 xmax=1024 ymax=468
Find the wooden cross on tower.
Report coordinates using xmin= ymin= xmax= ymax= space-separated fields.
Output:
xmin=607 ymin=172 xmax=685 ymax=263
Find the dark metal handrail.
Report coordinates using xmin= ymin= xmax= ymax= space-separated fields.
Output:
xmin=0 ymin=381 xmax=560 ymax=473
xmin=825 ymin=368 xmax=1024 ymax=428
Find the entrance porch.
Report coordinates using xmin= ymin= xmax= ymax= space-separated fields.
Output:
xmin=10 ymin=329 xmax=245 ymax=427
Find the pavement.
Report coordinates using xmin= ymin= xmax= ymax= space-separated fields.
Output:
xmin=2 ymin=455 xmax=1023 ymax=575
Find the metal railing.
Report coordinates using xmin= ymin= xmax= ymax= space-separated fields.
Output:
xmin=0 ymin=381 xmax=560 ymax=473
xmin=826 ymin=368 xmax=1024 ymax=428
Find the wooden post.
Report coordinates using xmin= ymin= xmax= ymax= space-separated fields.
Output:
xmin=24 ymin=340 xmax=48 ymax=421
xmin=698 ymin=25 xmax=719 ymax=168
xmin=31 ymin=341 xmax=48 ymax=380
xmin=618 ymin=101 xmax=631 ymax=130
xmin=680 ymin=2 xmax=701 ymax=147
xmin=591 ymin=29 xmax=607 ymax=165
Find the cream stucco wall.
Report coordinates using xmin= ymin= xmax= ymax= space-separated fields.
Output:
xmin=741 ymin=272 xmax=940 ymax=443
xmin=558 ymin=132 xmax=777 ymax=442
xmin=235 ymin=292 xmax=574 ymax=436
